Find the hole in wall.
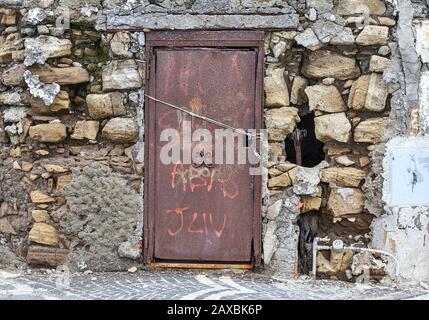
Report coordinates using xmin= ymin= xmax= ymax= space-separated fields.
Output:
xmin=298 ymin=210 xmax=320 ymax=275
xmin=284 ymin=112 xmax=325 ymax=167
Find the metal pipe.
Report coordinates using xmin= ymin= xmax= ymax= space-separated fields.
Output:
xmin=311 ymin=238 xmax=400 ymax=280
xmin=343 ymin=246 xmax=400 ymax=278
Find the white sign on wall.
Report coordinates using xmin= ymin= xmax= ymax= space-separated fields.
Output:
xmin=385 ymin=137 xmax=429 ymax=207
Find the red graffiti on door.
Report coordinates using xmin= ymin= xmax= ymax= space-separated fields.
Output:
xmin=166 ymin=207 xmax=228 ymax=239
xmin=170 ymin=161 xmax=239 ymax=199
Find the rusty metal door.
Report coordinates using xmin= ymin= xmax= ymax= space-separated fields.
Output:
xmin=144 ymin=31 xmax=264 ymax=266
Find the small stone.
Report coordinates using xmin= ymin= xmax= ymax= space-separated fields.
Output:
xmin=335 ymin=155 xmax=355 ymax=166
xmin=378 ymin=45 xmax=390 ymax=56
xmin=10 ymin=146 xmax=22 ymax=157
xmin=265 ymin=107 xmax=300 ymax=141
xmin=86 ymin=92 xmax=126 ymax=119
xmin=312 ymin=20 xmax=354 ymax=45
xmin=268 ymin=173 xmax=292 ymax=188
xmin=326 ymin=145 xmax=351 ymax=156
xmin=28 ymin=65 xmax=90 ymax=85
xmin=71 ymin=120 xmax=99 ymax=140
xmin=30 ymin=190 xmax=55 ymax=204
xmin=306 ymin=7 xmax=317 ymax=21
xmin=348 ymin=73 xmax=388 ymax=112
xmin=267 ymin=199 xmax=283 ymax=219
xmin=306 ymin=0 xmax=333 ymax=13
xmin=294 ymin=28 xmax=324 ymax=51
xmin=264 ymin=68 xmax=289 ymax=107
xmin=337 ymin=0 xmax=386 ymax=15
xmin=314 ymin=113 xmax=351 ymax=143
xmin=302 ymin=50 xmax=361 ymax=80
xmin=0 ymin=91 xmax=22 ymax=105
xmin=327 ymin=187 xmax=365 ymax=220
xmin=55 ymin=175 xmax=72 ymax=192
xmin=32 ymin=210 xmax=50 ymax=222
xmin=322 ymin=78 xmax=335 ymax=85
xmin=24 ymin=8 xmax=46 ymax=25
xmin=102 ymin=118 xmax=139 ymax=143
xmin=0 ymin=218 xmax=16 ymax=235
xmin=356 ymin=25 xmax=389 ymax=46
xmin=13 ymin=161 xmax=21 ymax=170
xmin=369 ymin=55 xmax=391 ymax=72
xmin=110 ymin=32 xmax=132 ymax=57
xmin=378 ymin=17 xmax=396 ymax=26
xmin=35 ymin=150 xmax=49 ymax=156
xmin=359 ymin=156 xmax=371 ymax=167
xmin=301 ymin=192 xmax=322 ymax=213
xmin=29 ymin=123 xmax=67 ymax=143
xmin=21 ymin=161 xmax=33 ymax=172
xmin=43 ymin=164 xmax=68 ymax=173
xmin=348 ymin=75 xmax=370 ymax=110
xmin=128 ymin=266 xmax=138 ymax=273
xmin=0 ymin=8 xmax=17 ymax=25
xmin=118 ymin=241 xmax=141 ymax=260
xmin=24 ymin=36 xmax=72 ymax=66
xmin=41 ymin=172 xmax=52 ymax=179
xmin=29 ymin=222 xmax=59 ymax=246
xmin=354 ymin=117 xmax=386 ymax=144
xmin=30 ymin=91 xmax=70 ymax=114
xmin=365 ymin=73 xmax=388 ymax=112
xmin=272 ymin=40 xmax=287 ymax=58
xmin=320 ymin=167 xmax=366 ymax=187
xmin=37 ymin=25 xmax=49 ymax=34
xmin=305 ymin=85 xmax=346 ymax=113
xmin=276 ymin=162 xmax=297 ymax=172
xmin=27 ymin=245 xmax=68 ymax=267
xmin=102 ymin=60 xmax=142 ymax=91
xmin=290 ymin=76 xmax=308 ymax=105
xmin=1 ymin=64 xmax=26 ymax=86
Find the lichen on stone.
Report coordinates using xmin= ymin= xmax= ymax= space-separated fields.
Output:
xmin=23 ymin=70 xmax=60 ymax=106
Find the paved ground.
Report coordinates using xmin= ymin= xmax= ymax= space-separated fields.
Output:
xmin=0 ymin=269 xmax=428 ymax=300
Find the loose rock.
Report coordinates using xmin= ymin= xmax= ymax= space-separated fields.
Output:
xmin=102 ymin=118 xmax=139 ymax=143
xmin=356 ymin=25 xmax=389 ymax=46
xmin=265 ymin=107 xmax=300 ymax=141
xmin=305 ymin=85 xmax=346 ymax=113
xmin=320 ymin=167 xmax=366 ymax=187
xmin=264 ymin=68 xmax=290 ymax=107
xmin=327 ymin=187 xmax=365 ymax=220
xmin=28 ymin=223 xmax=59 ymax=246
xmin=86 ymin=92 xmax=126 ymax=119
xmin=314 ymin=113 xmax=351 ymax=143
xmin=354 ymin=117 xmax=386 ymax=144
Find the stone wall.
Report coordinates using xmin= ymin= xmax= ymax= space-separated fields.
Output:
xmin=0 ymin=0 xmax=145 ymax=272
xmin=0 ymin=0 xmax=425 ymax=283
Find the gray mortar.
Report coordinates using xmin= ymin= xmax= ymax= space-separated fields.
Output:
xmin=0 ymin=147 xmax=32 ymax=269
xmin=60 ymin=163 xmax=141 ymax=272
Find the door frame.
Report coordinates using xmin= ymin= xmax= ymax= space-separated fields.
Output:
xmin=143 ymin=30 xmax=264 ymax=267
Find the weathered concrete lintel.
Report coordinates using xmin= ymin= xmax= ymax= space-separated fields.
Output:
xmin=97 ymin=13 xmax=300 ymax=31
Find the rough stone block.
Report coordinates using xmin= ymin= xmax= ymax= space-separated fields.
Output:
xmin=29 ymin=123 xmax=67 ymax=143
xmin=314 ymin=113 xmax=351 ymax=143
xmin=27 ymin=245 xmax=69 ymax=267
xmin=28 ymin=222 xmax=59 ymax=246
xmin=302 ymin=50 xmax=361 ymax=80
